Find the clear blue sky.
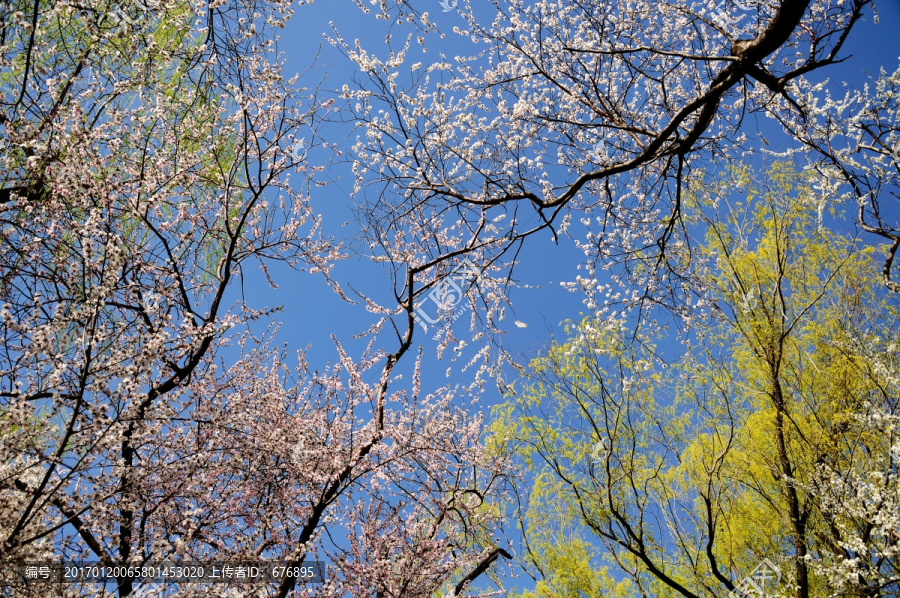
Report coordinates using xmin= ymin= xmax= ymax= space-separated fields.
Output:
xmin=237 ymin=0 xmax=900 ymax=382
xmin=222 ymin=0 xmax=900 ymax=591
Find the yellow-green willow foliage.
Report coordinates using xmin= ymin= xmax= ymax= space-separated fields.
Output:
xmin=492 ymin=163 xmax=899 ymax=598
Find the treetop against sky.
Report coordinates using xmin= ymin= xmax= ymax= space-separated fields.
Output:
xmin=1 ymin=1 xmax=899 ymax=597
xmin=268 ymin=0 xmax=900 ymax=354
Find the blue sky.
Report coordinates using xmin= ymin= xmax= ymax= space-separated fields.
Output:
xmin=235 ymin=0 xmax=900 ymax=386
xmin=233 ymin=2 xmax=592 ymax=395
xmin=215 ymin=0 xmax=900 ymax=591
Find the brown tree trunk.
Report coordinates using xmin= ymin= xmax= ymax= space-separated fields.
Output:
xmin=771 ymin=372 xmax=810 ymax=598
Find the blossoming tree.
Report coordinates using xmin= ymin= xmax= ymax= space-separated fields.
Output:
xmin=0 ymin=1 xmax=509 ymax=596
xmin=336 ymin=1 xmax=899 ymax=596
xmin=340 ymin=0 xmax=895 ymax=318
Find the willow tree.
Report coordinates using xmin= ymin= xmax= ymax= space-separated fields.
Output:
xmin=491 ymin=164 xmax=899 ymax=598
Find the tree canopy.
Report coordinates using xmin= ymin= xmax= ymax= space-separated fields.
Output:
xmin=492 ymin=163 xmax=899 ymax=598
xmin=1 ymin=0 xmax=899 ymax=597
